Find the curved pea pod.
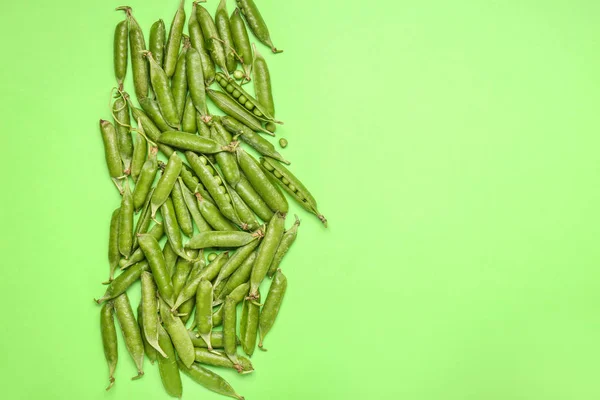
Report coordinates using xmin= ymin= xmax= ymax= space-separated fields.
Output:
xmin=188 ymin=2 xmax=216 ymax=85
xmin=172 ymin=180 xmax=194 ymax=237
xmin=196 ymin=3 xmax=228 ymax=75
xmin=234 ymin=176 xmax=274 ymax=222
xmin=212 ymin=239 xmax=260 ymax=292
xmin=195 ymin=192 xmax=237 ymax=231
xmin=140 ymin=272 xmax=168 ymax=358
xmin=215 ymin=0 xmax=237 ymax=74
xmin=113 ymin=292 xmax=145 ymax=379
xmin=230 ymin=8 xmax=252 ymax=78
xmin=171 ymin=39 xmax=189 ymax=122
xmin=182 ymin=95 xmax=197 ymax=133
xmin=236 ymin=0 xmax=282 ymax=53
xmin=112 ymin=94 xmax=133 ymax=174
xmin=114 ymin=18 xmax=128 ymax=86
xmin=211 ymin=122 xmax=241 ymax=187
xmin=248 ymin=212 xmax=286 ymax=299
xmin=240 ymin=291 xmax=260 ymax=357
xmin=133 ymin=147 xmax=158 ymax=211
xmin=259 ymin=269 xmax=287 ymax=350
xmin=138 ymin=234 xmax=175 ymax=307
xmin=261 ymin=157 xmax=327 ymax=226
xmin=207 ymin=89 xmax=272 ymax=135
xmin=187 ymin=231 xmax=259 ymax=249
xmin=149 ymin=19 xmax=166 ymax=68
xmin=180 ymin=179 xmax=213 ymax=232
xmin=161 ymin=196 xmax=193 ymax=261
xmin=121 ymin=8 xmax=149 ymax=100
xmin=268 ymin=215 xmax=300 ymax=277
xmin=221 ymin=116 xmax=289 ymax=165
xmin=177 ymin=360 xmax=245 ymax=400
xmin=195 ymin=278 xmax=214 ymax=349
xmin=99 ymin=119 xmax=123 ymax=183
xmin=172 ymin=252 xmax=229 ymax=310
xmin=139 ymin=97 xmax=171 ymax=133
xmin=228 ymin=186 xmax=260 ymax=231
xmin=151 ymin=151 xmax=182 ymax=217
xmin=130 ymin=129 xmax=147 ymax=182
xmin=118 ymin=182 xmax=134 ymax=259
xmin=100 ymin=301 xmax=118 ymax=390
xmin=216 ymin=251 xmax=256 ymax=301
xmin=120 ymin=223 xmax=164 ymax=270
xmin=194 ymin=348 xmax=253 ymax=374
xmin=96 ymin=261 xmax=149 ymax=304
xmin=236 ymin=149 xmax=288 ymax=214
xmin=145 ymin=51 xmax=180 ymax=129
xmin=186 ymin=47 xmax=208 ymax=116
xmin=157 ymin=324 xmax=183 ymax=398
xmin=159 ymin=131 xmax=229 ymax=154
xmin=107 ymin=208 xmax=120 ymax=283
xmin=159 ymin=298 xmax=195 ymax=367
xmin=164 ymin=0 xmax=186 ymax=78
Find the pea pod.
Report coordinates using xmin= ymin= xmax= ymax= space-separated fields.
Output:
xmin=130 ymin=129 xmax=147 ymax=182
xmin=259 ymin=268 xmax=287 ymax=350
xmin=196 ymin=3 xmax=228 ymax=75
xmin=230 ymin=8 xmax=252 ymax=79
xmin=194 ymin=348 xmax=253 ymax=373
xmin=172 ymin=252 xmax=229 ymax=310
xmin=236 ymin=0 xmax=282 ymax=53
xmin=195 ymin=278 xmax=214 ymax=350
xmin=177 ymin=359 xmax=245 ymax=400
xmin=216 ymin=251 xmax=256 ymax=301
xmin=100 ymin=301 xmax=118 ymax=390
xmin=139 ymin=97 xmax=170 ymax=132
xmin=249 ymin=212 xmax=286 ymax=299
xmin=172 ymin=251 xmax=195 ymax=296
xmin=138 ymin=234 xmax=175 ymax=307
xmin=118 ymin=181 xmax=134 ymax=259
xmin=114 ymin=18 xmax=128 ymax=86
xmin=163 ymin=240 xmax=179 ymax=277
xmin=157 ymin=324 xmax=183 ymax=398
xmin=237 ymin=149 xmax=288 ymax=214
xmin=171 ymin=38 xmax=189 ymax=122
xmin=132 ymin=187 xmax=155 ymax=250
xmin=144 ymin=51 xmax=180 ymax=129
xmin=149 ymin=19 xmax=166 ymax=68
xmin=233 ymin=175 xmax=274 ymax=222
xmin=107 ymin=208 xmax=120 ymax=283
xmin=159 ymin=131 xmax=229 ymax=154
xmin=99 ymin=119 xmax=123 ymax=184
xmin=159 ymin=298 xmax=195 ymax=367
xmin=180 ymin=179 xmax=213 ymax=232
xmin=164 ymin=0 xmax=186 ymax=78
xmin=240 ymin=292 xmax=260 ymax=356
xmin=182 ymin=95 xmax=197 ymax=133
xmin=211 ymin=121 xmax=241 ymax=187
xmin=213 ymin=240 xmax=259 ymax=301
xmin=129 ymin=102 xmax=173 ymax=156
xmin=195 ymin=191 xmax=237 ymax=231
xmin=261 ymin=157 xmax=327 ymax=226
xmin=221 ymin=116 xmax=289 ymax=164
xmin=212 ymin=282 xmax=249 ymax=327
xmin=188 ymin=330 xmax=232 ymax=348
xmin=151 ymin=151 xmax=182 ymax=217
xmin=188 ymin=2 xmax=216 ymax=85
xmin=96 ymin=261 xmax=150 ymax=304
xmin=207 ymin=89 xmax=272 ymax=135
xmin=228 ymin=185 xmax=260 ymax=231
xmin=215 ymin=0 xmax=237 ymax=74
xmin=186 ymin=47 xmax=208 ymax=116
xmin=120 ymin=7 xmax=149 ymax=100
xmin=133 ymin=147 xmax=158 ymax=211
xmin=268 ymin=215 xmax=300 ymax=277
xmin=140 ymin=271 xmax=168 ymax=357
xmin=113 ymin=293 xmax=144 ymax=379
xmin=252 ymin=44 xmax=276 ymax=132
xmin=187 ymin=231 xmax=258 ymax=249
xmin=137 ymin=304 xmax=157 ymax=365
xmin=112 ymin=94 xmax=133 ymax=174
xmin=162 ymin=196 xmax=193 ymax=261
xmin=120 ymin=223 xmax=164 ymax=270
xmin=172 ymin=180 xmax=194 ymax=237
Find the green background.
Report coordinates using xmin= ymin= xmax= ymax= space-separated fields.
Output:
xmin=1 ymin=0 xmax=600 ymax=398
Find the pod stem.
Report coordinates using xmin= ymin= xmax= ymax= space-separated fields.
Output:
xmin=266 ymin=38 xmax=283 ymax=54
xmin=258 ymin=340 xmax=267 ymax=351
xmin=115 ymin=6 xmax=132 ymax=16
xmin=318 ymin=214 xmax=328 ymax=228
xmin=131 ymin=371 xmax=144 ymax=380
xmin=105 ymin=377 xmax=115 ymax=391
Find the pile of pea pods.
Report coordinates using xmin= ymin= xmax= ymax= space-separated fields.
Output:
xmin=95 ymin=0 xmax=326 ymax=398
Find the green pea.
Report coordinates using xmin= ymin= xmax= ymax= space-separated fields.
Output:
xmin=235 ymin=176 xmax=274 ymax=223
xmin=145 ymin=51 xmax=179 ymax=129
xmin=259 ymin=269 xmax=287 ymax=350
xmin=139 ymin=97 xmax=171 ymax=132
xmin=208 ymin=252 xmax=218 ymax=262
xmin=226 ymin=84 xmax=235 ymax=93
xmin=213 ymin=240 xmax=260 ymax=291
xmin=162 ymin=240 xmax=179 ymax=277
xmin=113 ymin=292 xmax=144 ymax=379
xmin=180 ymin=180 xmax=213 ymax=233
xmin=252 ymin=44 xmax=276 ymax=117
xmin=244 ymin=101 xmax=254 ymax=110
xmin=163 ymin=0 xmax=186 ymax=77
xmin=196 ymin=3 xmax=228 ymax=73
xmin=177 ymin=360 xmax=245 ymax=399
xmin=114 ymin=18 xmax=128 ymax=86
xmin=188 ymin=331 xmax=231 ymax=349
xmin=195 ymin=192 xmax=238 ymax=231
xmin=266 ymin=122 xmax=277 ymax=133
xmin=118 ymin=182 xmax=134 ymax=259
xmin=182 ymin=95 xmax=197 ymax=133
xmin=212 ymin=282 xmax=249 ymax=327
xmin=238 ymin=94 xmax=247 ymax=104
xmin=100 ymin=301 xmax=118 ymax=390
xmin=288 ymin=183 xmax=297 ymax=192
xmin=279 ymin=138 xmax=288 ymax=148
xmin=232 ymin=89 xmax=241 ymax=98
xmin=230 ymin=8 xmax=252 ymax=77
xmin=228 ymin=186 xmax=260 ymax=231
xmin=211 ymin=122 xmax=241 ymax=187
xmin=216 ymin=251 xmax=256 ymax=302
xmin=207 ymin=89 xmax=272 ymax=135
xmin=138 ymin=234 xmax=175 ymax=307
xmin=161 ymin=196 xmax=191 ymax=261
xmin=171 ymin=180 xmax=194 ymax=237
xmin=121 ymin=7 xmax=149 ymax=100
xmin=96 ymin=261 xmax=150 ymax=304
xmin=187 ymin=47 xmax=208 ymax=116
xmin=233 ymin=70 xmax=245 ymax=80
xmin=262 ymin=159 xmax=274 ymax=171
xmin=253 ymin=108 xmax=263 ymax=117
xmin=171 ymin=251 xmax=194 ymax=298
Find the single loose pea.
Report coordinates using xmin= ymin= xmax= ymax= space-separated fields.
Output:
xmin=279 ymin=138 xmax=288 ymax=148
xmin=208 ymin=253 xmax=218 ymax=262
xmin=266 ymin=122 xmax=277 ymax=133
xmin=233 ymin=70 xmax=245 ymax=80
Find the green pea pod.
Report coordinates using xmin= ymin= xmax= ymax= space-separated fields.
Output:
xmin=207 ymin=89 xmax=271 ymax=135
xmin=112 ymin=94 xmax=133 ymax=174
xmin=224 ymin=296 xmax=240 ymax=367
xmin=137 ymin=304 xmax=157 ymax=365
xmin=240 ymin=292 xmax=260 ymax=357
xmin=194 ymin=348 xmax=253 ymax=374
xmin=159 ymin=131 xmax=228 ymax=154
xmin=190 ymin=331 xmax=232 ymax=349
xmin=228 ymin=186 xmax=260 ymax=231
xmin=196 ymin=3 xmax=228 ymax=75
xmin=113 ymin=292 xmax=145 ymax=379
xmin=211 ymin=122 xmax=241 ymax=187
xmin=133 ymin=147 xmax=158 ymax=211
xmin=149 ymin=19 xmax=166 ymax=68
xmin=100 ymin=301 xmax=118 ymax=390
xmin=259 ymin=268 xmax=287 ymax=350
xmin=107 ymin=208 xmax=120 ymax=283
xmin=179 ymin=297 xmax=196 ymax=325
xmin=215 ymin=0 xmax=237 ymax=74
xmin=118 ymin=181 xmax=134 ymax=259
xmin=129 ymin=102 xmax=174 ymax=156
xmin=99 ymin=119 xmax=123 ymax=182
xmin=159 ymin=298 xmax=195 ymax=367
xmin=261 ymin=157 xmax=327 ymax=226
xmin=179 ymin=162 xmax=215 ymax=204
xmin=157 ymin=323 xmax=183 ymax=398
xmin=186 ymin=47 xmax=208 ymax=116
xmin=197 ymin=114 xmax=212 ymax=138
xmin=139 ymin=97 xmax=171 ymax=133
xmin=163 ymin=240 xmax=179 ymax=277
xmin=234 ymin=176 xmax=274 ymax=222
xmin=221 ymin=116 xmax=289 ymax=164
xmin=172 ymin=180 xmax=194 ymax=237
xmin=249 ymin=212 xmax=286 ymax=299
xmin=145 ymin=51 xmax=180 ymax=129
xmin=172 ymin=252 xmax=229 ymax=310
xmin=177 ymin=359 xmax=245 ymax=399
xmin=130 ymin=129 xmax=147 ymax=182
xmin=236 ymin=0 xmax=282 ymax=53
xmin=180 ymin=179 xmax=213 ymax=232
xmin=187 ymin=231 xmax=258 ymax=249
xmin=268 ymin=215 xmax=300 ymax=277
xmin=182 ymin=95 xmax=197 ymax=133
xmin=162 ymin=197 xmax=192 ymax=261
xmin=151 ymin=152 xmax=182 ymax=217
xmin=171 ymin=39 xmax=189 ymax=122
xmin=213 ymin=240 xmax=259 ymax=299
xmin=252 ymin=44 xmax=275 ymax=119
xmin=114 ymin=18 xmax=128 ymax=86
xmin=212 ymin=282 xmax=249 ymax=327
xmin=96 ymin=261 xmax=150 ymax=304
xmin=195 ymin=190 xmax=239 ymax=232
xmin=120 ymin=7 xmax=149 ymax=100
xmin=140 ymin=272 xmax=168 ymax=357
xmin=132 ymin=187 xmax=155 ymax=251
xmin=189 ymin=2 xmax=216 ymax=85
xmin=164 ymin=0 xmax=186 ymax=78
xmin=230 ymin=8 xmax=252 ymax=78
xmin=216 ymin=251 xmax=256 ymax=301
xmin=195 ymin=278 xmax=214 ymax=350
xmin=172 ymin=252 xmax=193 ymax=296
xmin=237 ymin=149 xmax=288 ymax=214
xmin=120 ymin=223 xmax=164 ymax=270
xmin=138 ymin=234 xmax=175 ymax=307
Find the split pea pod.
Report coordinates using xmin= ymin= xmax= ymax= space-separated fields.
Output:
xmin=159 ymin=131 xmax=229 ymax=154
xmin=157 ymin=324 xmax=183 ymax=398
xmin=149 ymin=19 xmax=166 ymax=68
xmin=248 ymin=212 xmax=286 ymax=299
xmin=180 ymin=180 xmax=213 ymax=232
xmin=194 ymin=348 xmax=253 ymax=373
xmin=162 ymin=196 xmax=193 ymax=260
xmin=237 ymin=149 xmax=288 ymax=214
xmin=212 ymin=282 xmax=249 ymax=327
xmin=221 ymin=116 xmax=289 ymax=164
xmin=236 ymin=0 xmax=282 ymax=53
xmin=171 ymin=38 xmax=189 ymax=122
xmin=113 ymin=292 xmax=144 ymax=379
xmin=159 ymin=298 xmax=195 ymax=367
xmin=215 ymin=72 xmax=280 ymax=123
xmin=133 ymin=147 xmax=158 ymax=211
xmin=259 ymin=268 xmax=287 ymax=350
xmin=182 ymin=95 xmax=197 ymax=133
xmin=268 ymin=215 xmax=300 ymax=277
xmin=96 ymin=261 xmax=150 ymax=304
xmin=252 ymin=44 xmax=276 ymax=132
xmin=118 ymin=181 xmax=134 ymax=259
xmin=120 ymin=7 xmax=149 ymax=100
xmin=100 ymin=301 xmax=118 ymax=390
xmin=151 ymin=151 xmax=182 ymax=217
xmin=215 ymin=0 xmax=237 ymax=74
xmin=138 ymin=234 xmax=175 ymax=307
xmin=172 ymin=252 xmax=229 ymax=310
xmin=186 ymin=47 xmax=208 ymax=116
xmin=107 ymin=208 xmax=120 ymax=283
xmin=230 ymin=8 xmax=252 ymax=79
xmin=188 ymin=2 xmax=216 ymax=85
xmin=140 ymin=271 xmax=168 ymax=357
xmin=137 ymin=304 xmax=157 ymax=364
xmin=164 ymin=0 xmax=186 ymax=78
xmin=139 ymin=97 xmax=170 ymax=132
xmin=114 ymin=18 xmax=128 ymax=86
xmin=195 ymin=278 xmax=214 ymax=350
xmin=216 ymin=251 xmax=256 ymax=301
xmin=261 ymin=157 xmax=327 ymax=226
xmin=240 ymin=292 xmax=260 ymax=356
xmin=177 ymin=360 xmax=245 ymax=400
xmin=130 ymin=128 xmax=148 ymax=182
xmin=120 ymin=223 xmax=164 ymax=270
xmin=187 ymin=231 xmax=258 ymax=249
xmin=196 ymin=2 xmax=228 ymax=75
xmin=172 ymin=180 xmax=194 ymax=237
xmin=207 ymin=89 xmax=271 ymax=135
xmin=99 ymin=119 xmax=123 ymax=184
xmin=195 ymin=192 xmax=237 ymax=231
xmin=144 ymin=51 xmax=180 ymax=129
xmin=112 ymin=93 xmax=133 ymax=174
xmin=212 ymin=239 xmax=260 ymax=292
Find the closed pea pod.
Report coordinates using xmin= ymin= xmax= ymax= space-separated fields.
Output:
xmin=216 ymin=251 xmax=256 ymax=301
xmin=151 ymin=151 xmax=182 ymax=218
xmin=113 ymin=292 xmax=144 ymax=379
xmin=237 ymin=0 xmax=282 ymax=53
xmin=133 ymin=147 xmax=158 ymax=211
xmin=164 ymin=0 xmax=186 ymax=78
xmin=132 ymin=188 xmax=155 ymax=251
xmin=197 ymin=114 xmax=212 ymax=138
xmin=221 ymin=116 xmax=289 ymax=164
xmin=159 ymin=131 xmax=229 ymax=154
xmin=195 ymin=278 xmax=214 ymax=350
xmin=189 ymin=331 xmax=229 ymax=348
xmin=138 ymin=233 xmax=175 ymax=307
xmin=248 ymin=212 xmax=286 ymax=300
xmin=194 ymin=348 xmax=253 ymax=373
xmin=107 ymin=208 xmax=120 ymax=283
xmin=139 ymin=97 xmax=170 ymax=133
xmin=230 ymin=8 xmax=252 ymax=79
xmin=268 ymin=215 xmax=300 ymax=277
xmin=157 ymin=324 xmax=183 ymax=398
xmin=228 ymin=186 xmax=260 ymax=231
xmin=177 ymin=359 xmax=245 ymax=400
xmin=172 ymin=250 xmax=196 ymax=296
xmin=188 ymin=2 xmax=215 ymax=85
xmin=149 ymin=19 xmax=166 ymax=68
xmin=180 ymin=180 xmax=212 ymax=232
xmin=187 ymin=231 xmax=258 ymax=249
xmin=119 ymin=7 xmax=149 ymax=100
xmin=114 ymin=18 xmax=128 ymax=86
xmin=163 ymin=240 xmax=179 ymax=277
xmin=144 ymin=51 xmax=179 ymax=129
xmin=240 ymin=292 xmax=260 ymax=356
xmin=259 ymin=268 xmax=287 ymax=350
xmin=140 ymin=271 xmax=168 ymax=357
xmin=99 ymin=119 xmax=124 ymax=190
xmin=215 ymin=0 xmax=237 ymax=74
xmin=130 ymin=129 xmax=147 ymax=182
xmin=137 ymin=304 xmax=157 ymax=364
xmin=237 ymin=149 xmax=288 ymax=214
xmin=100 ymin=301 xmax=118 ymax=390
xmin=112 ymin=93 xmax=133 ymax=174
xmin=159 ymin=298 xmax=195 ymax=367
xmin=96 ymin=260 xmax=150 ymax=304
xmin=252 ymin=44 xmax=276 ymax=132
xmin=172 ymin=252 xmax=229 ymax=310
xmin=171 ymin=180 xmax=194 ymax=237
xmin=161 ymin=196 xmax=192 ymax=260
xmin=195 ymin=192 xmax=237 ymax=231
xmin=182 ymin=95 xmax=197 ymax=133
xmin=211 ymin=121 xmax=241 ymax=187
xmin=212 ymin=239 xmax=259 ymax=293
xmin=170 ymin=37 xmax=189 ymax=122
xmin=196 ymin=2 xmax=228 ymax=75
xmin=212 ymin=282 xmax=249 ymax=327
xmin=224 ymin=296 xmax=241 ymax=367
xmin=233 ymin=175 xmax=274 ymax=222
xmin=118 ymin=181 xmax=134 ymax=259
xmin=215 ymin=72 xmax=280 ymax=123
xmin=186 ymin=47 xmax=208 ymax=116
xmin=207 ymin=89 xmax=271 ymax=135
xmin=120 ymin=223 xmax=164 ymax=270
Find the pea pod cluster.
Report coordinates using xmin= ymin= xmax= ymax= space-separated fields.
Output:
xmin=96 ymin=1 xmax=325 ymax=398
